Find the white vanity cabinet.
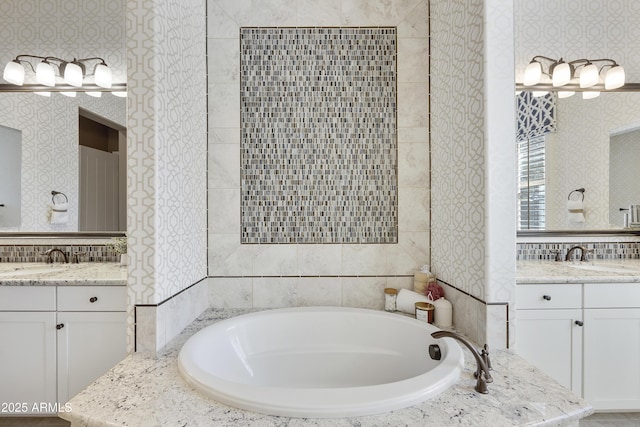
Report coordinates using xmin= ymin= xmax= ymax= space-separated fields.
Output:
xmin=515 ymin=283 xmax=583 ymax=394
xmin=0 ymin=285 xmax=126 ymax=414
xmin=516 ymin=281 xmax=640 ymax=411
xmin=56 ymin=286 xmax=127 ymax=403
xmin=0 ymin=287 xmax=57 ymax=414
xmin=582 ymin=283 xmax=640 ymax=411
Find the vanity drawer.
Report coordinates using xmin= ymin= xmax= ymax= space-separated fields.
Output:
xmin=516 ymin=284 xmax=582 ymax=309
xmin=0 ymin=286 xmax=56 ymax=311
xmin=584 ymin=283 xmax=640 ymax=308
xmin=57 ymin=286 xmax=126 ymax=312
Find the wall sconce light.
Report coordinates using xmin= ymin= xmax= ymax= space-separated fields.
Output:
xmin=2 ymin=54 xmax=114 ymax=92
xmin=523 ymin=56 xmax=625 ymax=98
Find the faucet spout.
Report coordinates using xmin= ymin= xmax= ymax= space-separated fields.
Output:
xmin=431 ymin=330 xmax=493 ymax=394
xmin=45 ymin=248 xmax=68 ymax=264
xmin=565 ymin=245 xmax=587 ymax=262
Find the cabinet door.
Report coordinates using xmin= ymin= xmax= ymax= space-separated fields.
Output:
xmin=583 ymin=308 xmax=640 ymax=411
xmin=0 ymin=312 xmax=56 ymax=414
xmin=516 ymin=309 xmax=583 ymax=394
xmin=56 ymin=311 xmax=127 ymax=403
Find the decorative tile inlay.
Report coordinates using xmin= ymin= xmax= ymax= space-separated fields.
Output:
xmin=240 ymin=27 xmax=398 ymax=244
xmin=517 ymin=241 xmax=640 ymax=261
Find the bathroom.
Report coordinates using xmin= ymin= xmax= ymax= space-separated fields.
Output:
xmin=0 ymin=0 xmax=639 ymax=425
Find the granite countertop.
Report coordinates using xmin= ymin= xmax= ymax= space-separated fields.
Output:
xmin=0 ymin=262 xmax=126 ymax=286
xmin=60 ymin=309 xmax=592 ymax=427
xmin=517 ymin=259 xmax=640 ymax=284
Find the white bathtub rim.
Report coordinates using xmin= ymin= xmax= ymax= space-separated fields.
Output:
xmin=178 ymin=307 xmax=464 ymax=418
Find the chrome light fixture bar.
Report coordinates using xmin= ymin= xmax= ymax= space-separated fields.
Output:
xmin=2 ymin=54 xmax=116 ymax=92
xmin=521 ymin=55 xmax=625 ymax=99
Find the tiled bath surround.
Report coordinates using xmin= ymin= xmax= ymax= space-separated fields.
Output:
xmin=208 ymin=0 xmax=430 ymax=319
xmin=240 ymin=27 xmax=398 ymax=244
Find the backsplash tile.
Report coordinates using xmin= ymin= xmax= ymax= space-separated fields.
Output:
xmin=517 ymin=241 xmax=640 ymax=261
xmin=0 ymin=244 xmax=120 ymax=263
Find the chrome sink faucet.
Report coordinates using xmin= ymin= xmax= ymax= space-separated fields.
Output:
xmin=431 ymin=330 xmax=493 ymax=394
xmin=44 ymin=248 xmax=68 ymax=264
xmin=565 ymin=245 xmax=588 ymax=262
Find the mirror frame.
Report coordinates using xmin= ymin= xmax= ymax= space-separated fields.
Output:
xmin=516 ymin=82 xmax=640 ymax=237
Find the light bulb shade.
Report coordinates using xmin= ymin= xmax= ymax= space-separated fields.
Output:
xmin=552 ymin=62 xmax=572 ymax=87
xmin=582 ymin=91 xmax=600 ymax=100
xmin=36 ymin=61 xmax=56 ymax=87
xmin=60 ymin=91 xmax=77 ymax=98
xmin=579 ymin=63 xmax=599 ymax=88
xmin=558 ymin=91 xmax=575 ymax=98
xmin=604 ymin=65 xmax=625 ymax=90
xmin=34 ymin=91 xmax=51 ymax=97
xmin=63 ymin=62 xmax=84 ymax=87
xmin=532 ymin=91 xmax=549 ymax=98
xmin=94 ymin=63 xmax=112 ymax=88
xmin=3 ymin=60 xmax=25 ymax=85
xmin=523 ymin=61 xmax=542 ymax=86
xmin=86 ymin=91 xmax=102 ymax=98
xmin=112 ymin=91 xmax=127 ymax=98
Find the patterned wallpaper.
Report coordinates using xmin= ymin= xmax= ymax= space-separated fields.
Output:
xmin=430 ymin=0 xmax=516 ymax=347
xmin=430 ymin=0 xmax=486 ymax=299
xmin=0 ymin=0 xmax=126 ymax=232
xmin=515 ymin=0 xmax=640 ymax=231
xmin=126 ymin=0 xmax=207 ymax=352
xmin=127 ymin=0 xmax=208 ymax=307
xmin=240 ymin=27 xmax=398 ymax=244
xmin=209 ymin=0 xmax=429 ymax=277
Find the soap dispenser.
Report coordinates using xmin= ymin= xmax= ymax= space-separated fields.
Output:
xmin=433 ymin=297 xmax=453 ymax=328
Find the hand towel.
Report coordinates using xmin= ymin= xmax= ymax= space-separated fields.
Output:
xmin=567 ymin=200 xmax=585 ymax=223
xmin=50 ymin=202 xmax=68 ymax=224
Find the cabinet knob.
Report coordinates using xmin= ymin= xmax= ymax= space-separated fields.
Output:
xmin=575 ymin=320 xmax=584 ymax=326
xmin=56 ymin=323 xmax=64 ymax=330
xmin=89 ymin=297 xmax=98 ymax=303
xmin=542 ymin=295 xmax=552 ymax=301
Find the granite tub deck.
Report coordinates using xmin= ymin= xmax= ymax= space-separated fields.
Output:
xmin=60 ymin=309 xmax=592 ymax=427
xmin=0 ymin=262 xmax=126 ymax=286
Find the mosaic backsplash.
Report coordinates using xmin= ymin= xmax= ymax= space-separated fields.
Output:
xmin=240 ymin=27 xmax=398 ymax=244
xmin=0 ymin=244 xmax=120 ymax=263
xmin=517 ymin=241 xmax=640 ymax=261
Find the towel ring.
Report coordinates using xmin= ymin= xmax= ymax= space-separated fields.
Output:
xmin=51 ymin=190 xmax=68 ymax=205
xmin=568 ymin=188 xmax=585 ymax=201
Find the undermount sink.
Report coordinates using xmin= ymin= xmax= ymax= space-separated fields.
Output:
xmin=566 ymin=263 xmax=640 ymax=274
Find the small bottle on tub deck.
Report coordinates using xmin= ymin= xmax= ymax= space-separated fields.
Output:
xmin=384 ymin=288 xmax=398 ymax=312
xmin=415 ymin=302 xmax=435 ymax=323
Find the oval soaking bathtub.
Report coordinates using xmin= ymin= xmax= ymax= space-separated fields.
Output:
xmin=178 ymin=307 xmax=463 ymax=418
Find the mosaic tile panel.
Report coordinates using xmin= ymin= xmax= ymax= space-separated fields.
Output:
xmin=517 ymin=241 xmax=640 ymax=261
xmin=240 ymin=27 xmax=398 ymax=244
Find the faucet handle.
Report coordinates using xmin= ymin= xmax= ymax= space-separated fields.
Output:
xmin=582 ymin=249 xmax=594 ymax=262
xmin=72 ymin=252 xmax=86 ymax=264
xmin=550 ymin=250 xmax=562 ymax=262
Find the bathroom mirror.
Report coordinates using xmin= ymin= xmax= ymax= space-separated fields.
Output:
xmin=517 ymin=88 xmax=640 ymax=234
xmin=0 ymin=92 xmax=126 ymax=234
xmin=0 ymin=0 xmax=126 ymax=238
